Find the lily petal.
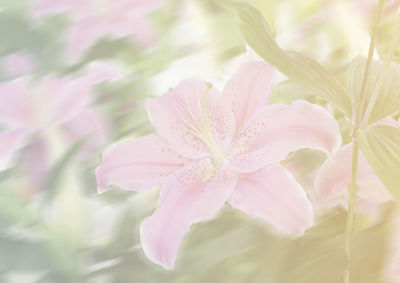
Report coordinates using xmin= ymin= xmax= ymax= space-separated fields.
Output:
xmin=49 ymin=77 xmax=92 ymax=124
xmin=66 ymin=18 xmax=102 ymax=58
xmin=315 ymin=143 xmax=391 ymax=205
xmin=140 ymin=158 xmax=237 ymax=269
xmin=23 ymin=136 xmax=50 ymax=189
xmin=84 ymin=61 xmax=124 ymax=85
xmin=373 ymin=116 xmax=399 ymax=127
xmin=229 ymin=163 xmax=313 ymax=235
xmin=3 ymin=53 xmax=34 ymax=77
xmin=95 ymin=136 xmax=189 ymax=193
xmin=222 ymin=61 xmax=275 ymax=130
xmin=146 ymin=79 xmax=236 ymax=159
xmin=34 ymin=0 xmax=78 ymax=15
xmin=124 ymin=18 xmax=155 ymax=47
xmin=49 ymin=61 xmax=121 ymax=123
xmin=61 ymin=108 xmax=108 ymax=154
xmin=128 ymin=0 xmax=163 ymax=15
xmin=229 ymin=100 xmax=341 ymax=173
xmin=0 ymin=79 xmax=32 ymax=127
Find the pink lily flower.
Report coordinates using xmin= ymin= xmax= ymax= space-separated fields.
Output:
xmin=95 ymin=61 xmax=342 ymax=269
xmin=315 ymin=117 xmax=399 ymax=211
xmin=0 ymin=62 xmax=122 ymax=186
xmin=34 ymin=0 xmax=163 ymax=58
xmin=2 ymin=52 xmax=34 ymax=78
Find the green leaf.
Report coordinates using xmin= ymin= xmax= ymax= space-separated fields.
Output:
xmin=0 ymin=235 xmax=50 ymax=272
xmin=347 ymin=57 xmax=400 ymax=125
xmin=40 ymin=225 xmax=82 ymax=276
xmin=376 ymin=13 xmax=400 ymax=64
xmin=358 ymin=125 xmax=400 ymax=203
xmin=93 ymin=207 xmax=138 ymax=262
xmin=0 ymin=189 xmax=38 ymax=228
xmin=269 ymin=80 xmax=314 ymax=104
xmin=215 ymin=0 xmax=352 ymax=116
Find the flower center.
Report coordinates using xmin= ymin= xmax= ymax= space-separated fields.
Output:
xmin=178 ymin=83 xmax=227 ymax=167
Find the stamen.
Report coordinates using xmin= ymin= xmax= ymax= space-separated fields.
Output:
xmin=184 ymin=95 xmax=204 ymax=131
xmin=177 ymin=82 xmax=226 ymax=166
xmin=177 ymin=108 xmax=203 ymax=137
xmin=202 ymin=169 xmax=214 ymax=182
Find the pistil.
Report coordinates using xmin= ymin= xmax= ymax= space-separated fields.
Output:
xmin=178 ymin=83 xmax=227 ymax=167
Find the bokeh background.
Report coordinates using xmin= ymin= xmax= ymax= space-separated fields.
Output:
xmin=1 ymin=0 xmax=400 ymax=282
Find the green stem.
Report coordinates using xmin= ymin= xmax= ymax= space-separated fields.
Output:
xmin=344 ymin=3 xmax=386 ymax=282
xmin=356 ymin=0 xmax=385 ymax=123
xmin=360 ymin=7 xmax=400 ymax=127
xmin=343 ymin=137 xmax=359 ymax=283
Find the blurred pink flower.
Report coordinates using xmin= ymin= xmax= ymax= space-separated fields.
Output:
xmin=314 ymin=143 xmax=391 ymax=212
xmin=34 ymin=0 xmax=163 ymax=58
xmin=315 ymin=117 xmax=399 ymax=211
xmin=0 ymin=62 xmax=121 ymax=187
xmin=3 ymin=52 xmax=34 ymax=77
xmin=95 ymin=61 xmax=341 ymax=269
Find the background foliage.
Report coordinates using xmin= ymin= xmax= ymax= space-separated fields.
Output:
xmin=0 ymin=0 xmax=399 ymax=282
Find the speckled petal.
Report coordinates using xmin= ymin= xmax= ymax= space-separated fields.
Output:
xmin=95 ymin=136 xmax=190 ymax=193
xmin=140 ymin=158 xmax=237 ymax=269
xmin=146 ymin=79 xmax=236 ymax=159
xmin=222 ymin=61 xmax=275 ymax=130
xmin=228 ymin=100 xmax=341 ymax=173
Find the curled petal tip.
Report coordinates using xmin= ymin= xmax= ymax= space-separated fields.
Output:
xmin=139 ymin=218 xmax=175 ymax=270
